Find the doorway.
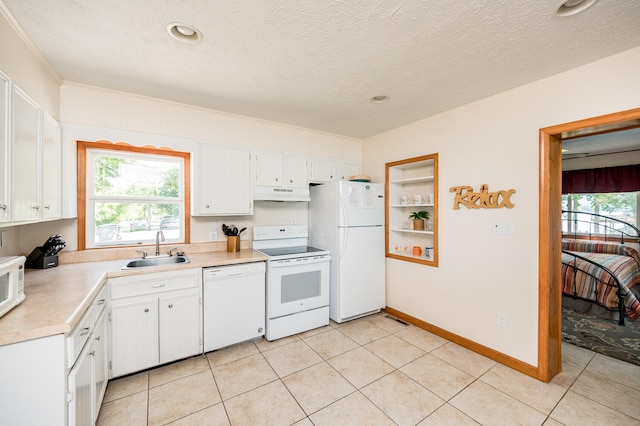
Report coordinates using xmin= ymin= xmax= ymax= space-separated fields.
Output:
xmin=537 ymin=107 xmax=640 ymax=381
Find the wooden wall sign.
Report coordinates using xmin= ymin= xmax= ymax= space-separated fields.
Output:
xmin=450 ymin=184 xmax=515 ymax=209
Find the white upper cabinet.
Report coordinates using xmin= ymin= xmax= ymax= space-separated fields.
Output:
xmin=11 ymin=85 xmax=41 ymax=222
xmin=41 ymin=112 xmax=61 ymax=219
xmin=308 ymin=158 xmax=337 ymax=183
xmin=0 ymin=72 xmax=9 ymax=223
xmin=192 ymin=143 xmax=252 ymax=216
xmin=338 ymin=161 xmax=361 ymax=181
xmin=254 ymin=151 xmax=308 ymax=189
xmin=283 ymin=155 xmax=308 ymax=188
xmin=6 ymin=83 xmax=61 ymax=224
xmin=308 ymin=158 xmax=361 ymax=183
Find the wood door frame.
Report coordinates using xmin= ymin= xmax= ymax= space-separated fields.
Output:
xmin=538 ymin=107 xmax=640 ymax=381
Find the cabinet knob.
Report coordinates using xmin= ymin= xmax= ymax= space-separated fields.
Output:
xmin=289 ymin=179 xmax=293 ymax=183
xmin=168 ymin=304 xmax=174 ymax=309
xmin=80 ymin=327 xmax=90 ymax=336
xmin=44 ymin=205 xmax=50 ymax=210
xmin=89 ymin=351 xmax=95 ymax=357
xmin=31 ymin=204 xmax=40 ymax=210
xmin=95 ymin=335 xmax=101 ymax=341
xmin=205 ymin=204 xmax=210 ymax=208
xmin=0 ymin=203 xmax=6 ymax=210
xmin=275 ymin=178 xmax=279 ymax=182
xmin=144 ymin=308 xmax=149 ymax=313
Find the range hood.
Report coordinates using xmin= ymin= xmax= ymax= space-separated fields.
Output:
xmin=253 ymin=186 xmax=310 ymax=202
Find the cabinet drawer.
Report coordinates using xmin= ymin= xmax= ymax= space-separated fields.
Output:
xmin=92 ymin=285 xmax=107 ymax=323
xmin=110 ymin=268 xmax=200 ymax=300
xmin=67 ymin=305 xmax=93 ymax=368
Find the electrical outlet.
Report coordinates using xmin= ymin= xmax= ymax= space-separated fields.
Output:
xmin=497 ymin=312 xmax=507 ymax=328
xmin=209 ymin=222 xmax=218 ymax=241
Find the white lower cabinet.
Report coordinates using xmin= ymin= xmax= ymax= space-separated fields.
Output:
xmin=67 ymin=285 xmax=108 ymax=426
xmin=109 ymin=268 xmax=202 ymax=378
xmin=111 ymin=298 xmax=159 ymax=376
xmin=159 ymin=291 xmax=202 ymax=362
xmin=93 ymin=309 xmax=109 ymax=422
xmin=67 ymin=337 xmax=93 ymax=426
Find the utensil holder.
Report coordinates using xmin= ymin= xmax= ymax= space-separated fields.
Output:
xmin=26 ymin=246 xmax=59 ymax=269
xmin=226 ymin=236 xmax=240 ymax=252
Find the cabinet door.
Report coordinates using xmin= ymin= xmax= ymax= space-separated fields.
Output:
xmin=338 ymin=161 xmax=361 ymax=181
xmin=193 ymin=144 xmax=252 ymax=215
xmin=93 ymin=309 xmax=109 ymax=421
xmin=41 ymin=112 xmax=61 ymax=219
xmin=255 ymin=151 xmax=283 ymax=186
xmin=11 ymin=85 xmax=41 ymax=221
xmin=217 ymin=146 xmax=252 ymax=215
xmin=111 ymin=299 xmax=159 ymax=377
xmin=67 ymin=337 xmax=94 ymax=426
xmin=283 ymin=155 xmax=308 ymax=188
xmin=0 ymin=72 xmax=8 ymax=222
xmin=309 ymin=158 xmax=336 ymax=183
xmin=159 ymin=289 xmax=201 ymax=363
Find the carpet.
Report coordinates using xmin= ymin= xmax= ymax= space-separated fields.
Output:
xmin=562 ymin=308 xmax=640 ymax=366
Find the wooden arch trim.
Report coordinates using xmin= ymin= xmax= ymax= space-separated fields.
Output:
xmin=77 ymin=140 xmax=191 ymax=250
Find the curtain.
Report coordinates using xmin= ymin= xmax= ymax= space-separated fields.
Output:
xmin=562 ymin=164 xmax=640 ymax=194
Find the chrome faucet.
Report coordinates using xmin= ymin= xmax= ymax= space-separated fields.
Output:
xmin=155 ymin=230 xmax=165 ymax=256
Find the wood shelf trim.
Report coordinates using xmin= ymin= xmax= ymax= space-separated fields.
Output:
xmin=390 ymin=228 xmax=434 ymax=234
xmin=390 ymin=176 xmax=434 ymax=184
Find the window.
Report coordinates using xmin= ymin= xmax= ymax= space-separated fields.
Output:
xmin=78 ymin=141 xmax=190 ymax=249
xmin=562 ymin=191 xmax=639 ymax=236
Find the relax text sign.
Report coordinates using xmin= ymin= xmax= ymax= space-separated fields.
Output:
xmin=450 ymin=184 xmax=515 ymax=209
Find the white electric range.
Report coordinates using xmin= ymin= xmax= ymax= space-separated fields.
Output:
xmin=253 ymin=225 xmax=331 ymax=340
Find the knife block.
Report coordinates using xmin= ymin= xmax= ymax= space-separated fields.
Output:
xmin=25 ymin=246 xmax=59 ymax=269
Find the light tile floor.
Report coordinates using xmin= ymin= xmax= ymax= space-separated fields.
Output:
xmin=97 ymin=313 xmax=640 ymax=425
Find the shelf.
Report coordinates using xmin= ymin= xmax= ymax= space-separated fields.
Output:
xmin=390 ymin=176 xmax=434 ymax=184
xmin=387 ymin=252 xmax=435 ymax=262
xmin=390 ymin=228 xmax=434 ymax=235
xmin=385 ymin=153 xmax=438 ymax=267
xmin=390 ymin=203 xmax=433 ymax=208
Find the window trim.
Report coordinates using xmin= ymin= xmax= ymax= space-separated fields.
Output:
xmin=77 ymin=140 xmax=191 ymax=250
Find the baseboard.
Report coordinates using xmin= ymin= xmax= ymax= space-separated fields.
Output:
xmin=383 ymin=306 xmax=542 ymax=381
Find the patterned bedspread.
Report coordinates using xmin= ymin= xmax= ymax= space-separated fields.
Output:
xmin=562 ymin=239 xmax=640 ymax=320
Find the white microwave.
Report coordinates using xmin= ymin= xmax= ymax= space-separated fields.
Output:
xmin=0 ymin=256 xmax=26 ymax=319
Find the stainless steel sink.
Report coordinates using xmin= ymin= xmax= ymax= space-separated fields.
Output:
xmin=122 ymin=255 xmax=190 ymax=270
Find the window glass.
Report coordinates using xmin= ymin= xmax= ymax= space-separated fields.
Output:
xmin=86 ymin=148 xmax=185 ymax=248
xmin=562 ymin=192 xmax=638 ymax=236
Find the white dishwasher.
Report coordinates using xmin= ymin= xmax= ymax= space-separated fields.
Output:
xmin=203 ymin=262 xmax=266 ymax=352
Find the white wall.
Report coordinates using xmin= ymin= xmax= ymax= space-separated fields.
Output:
xmin=562 ymin=150 xmax=640 ymax=171
xmin=22 ymin=83 xmax=361 ymax=252
xmin=0 ymin=7 xmax=60 ymax=116
xmin=362 ymin=47 xmax=640 ymax=366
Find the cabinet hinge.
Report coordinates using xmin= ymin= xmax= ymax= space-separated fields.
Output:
xmin=66 ymin=391 xmax=73 ymax=403
xmin=109 ymin=361 xmax=112 ymax=370
xmin=108 ymin=312 xmax=111 ymax=322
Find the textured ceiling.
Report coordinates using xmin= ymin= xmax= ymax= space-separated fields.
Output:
xmin=2 ymin=0 xmax=640 ymax=138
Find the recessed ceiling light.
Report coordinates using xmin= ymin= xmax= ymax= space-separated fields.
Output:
xmin=371 ymin=95 xmax=389 ymax=104
xmin=167 ymin=22 xmax=202 ymax=43
xmin=556 ymin=0 xmax=598 ymax=17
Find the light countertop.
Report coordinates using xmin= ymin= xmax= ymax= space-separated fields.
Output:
xmin=0 ymin=250 xmax=267 ymax=347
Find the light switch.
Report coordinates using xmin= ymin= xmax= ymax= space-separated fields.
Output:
xmin=492 ymin=222 xmax=514 ymax=235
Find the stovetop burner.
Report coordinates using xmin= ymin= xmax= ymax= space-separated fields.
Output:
xmin=257 ymin=245 xmax=327 ymax=258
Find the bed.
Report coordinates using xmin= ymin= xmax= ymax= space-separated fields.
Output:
xmin=562 ymin=238 xmax=640 ymax=325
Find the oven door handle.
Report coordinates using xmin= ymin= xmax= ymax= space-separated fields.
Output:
xmin=269 ymin=255 xmax=330 ymax=267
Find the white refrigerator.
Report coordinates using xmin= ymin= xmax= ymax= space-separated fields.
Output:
xmin=309 ymin=181 xmax=386 ymax=323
